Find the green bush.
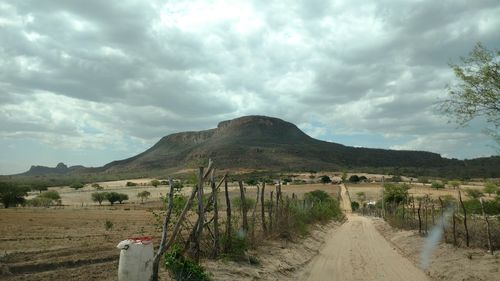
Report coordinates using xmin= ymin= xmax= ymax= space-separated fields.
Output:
xmin=351 ymin=201 xmax=360 ymax=211
xmin=27 ymin=196 xmax=53 ymax=207
xmin=0 ymin=182 xmax=29 ymax=208
xmin=383 ymin=183 xmax=410 ymax=204
xmin=126 ymin=182 xmax=138 ymax=187
xmin=164 ymin=245 xmax=211 ymax=281
xmin=232 ymin=197 xmax=256 ymax=213
xmin=70 ymin=182 xmax=84 ymax=190
xmin=431 ymin=181 xmax=445 ymax=190
xmin=221 ymin=232 xmax=249 ymax=261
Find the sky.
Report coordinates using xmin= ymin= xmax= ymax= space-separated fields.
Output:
xmin=1 ymin=0 xmax=499 ymax=175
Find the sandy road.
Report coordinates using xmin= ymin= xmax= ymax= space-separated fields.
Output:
xmin=299 ymin=185 xmax=429 ymax=281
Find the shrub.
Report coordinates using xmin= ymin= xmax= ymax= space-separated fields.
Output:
xmin=244 ymin=179 xmax=258 ymax=186
xmin=27 ymin=197 xmax=51 ymax=207
xmin=221 ymin=232 xmax=249 ymax=261
xmin=172 ymin=182 xmax=183 ymax=192
xmin=448 ymin=180 xmax=461 ymax=189
xmin=91 ymin=183 xmax=103 ymax=190
xmin=464 ymin=188 xmax=483 ymax=199
xmin=351 ymin=201 xmax=360 ymax=211
xmin=431 ymin=181 xmax=445 ymax=190
xmin=70 ymin=182 xmax=84 ymax=190
xmin=232 ymin=197 xmax=256 ymax=213
xmin=383 ymin=183 xmax=410 ymax=204
xmin=150 ymin=180 xmax=160 ymax=187
xmin=320 ymin=175 xmax=332 ymax=184
xmin=104 ymin=220 xmax=113 ymax=231
xmin=304 ymin=190 xmax=330 ymax=202
xmin=483 ymin=181 xmax=499 ymax=196
xmin=164 ymin=245 xmax=211 ymax=281
xmin=39 ymin=190 xmax=61 ymax=201
xmin=126 ymin=182 xmax=138 ymax=187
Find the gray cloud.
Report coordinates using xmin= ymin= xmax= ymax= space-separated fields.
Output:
xmin=0 ymin=0 xmax=498 ymax=174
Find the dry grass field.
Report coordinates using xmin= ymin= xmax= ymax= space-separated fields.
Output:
xmin=0 ymin=181 xmax=340 ymax=281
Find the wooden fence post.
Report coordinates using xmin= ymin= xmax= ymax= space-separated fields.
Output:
xmin=251 ymin=185 xmax=260 ymax=247
xmin=150 ymin=178 xmax=175 ymax=281
xmin=224 ymin=177 xmax=232 ymax=253
xmin=438 ymin=197 xmax=446 ymax=243
xmin=417 ymin=199 xmax=422 ymax=235
xmin=239 ymin=181 xmax=249 ymax=233
xmin=458 ymin=189 xmax=469 ymax=247
xmin=479 ymin=198 xmax=493 ymax=255
xmin=269 ymin=191 xmax=274 ymax=232
xmin=211 ymin=170 xmax=220 ymax=257
xmin=261 ymin=182 xmax=267 ymax=233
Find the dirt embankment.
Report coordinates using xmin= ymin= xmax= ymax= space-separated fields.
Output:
xmin=203 ymin=221 xmax=343 ymax=281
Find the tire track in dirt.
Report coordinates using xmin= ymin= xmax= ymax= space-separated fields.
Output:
xmin=299 ymin=184 xmax=429 ymax=281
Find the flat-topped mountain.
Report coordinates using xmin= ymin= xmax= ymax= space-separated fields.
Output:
xmin=17 ymin=116 xmax=500 ymax=177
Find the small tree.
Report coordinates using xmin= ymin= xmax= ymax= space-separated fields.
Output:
xmin=483 ymin=182 xmax=499 ymax=197
xmin=320 ymin=175 xmax=332 ymax=184
xmin=126 ymin=182 xmax=138 ymax=187
xmin=39 ymin=190 xmax=61 ymax=205
xmin=117 ymin=193 xmax=129 ymax=204
xmin=0 ymin=182 xmax=29 ymax=208
xmin=137 ymin=190 xmax=151 ymax=203
xmin=91 ymin=183 xmax=104 ymax=190
xmin=439 ymin=42 xmax=500 ymax=144
xmin=383 ymin=183 xmax=410 ymax=204
xmin=341 ymin=171 xmax=348 ymax=183
xmin=150 ymin=180 xmax=160 ymax=187
xmin=105 ymin=192 xmax=121 ymax=205
xmin=359 ymin=176 xmax=368 ymax=182
xmin=431 ymin=181 xmax=445 ymax=190
xmin=245 ymin=179 xmax=258 ymax=186
xmin=348 ymin=175 xmax=360 ymax=183
xmin=32 ymin=183 xmax=48 ymax=193
xmin=92 ymin=192 xmax=107 ymax=206
xmin=448 ymin=180 xmax=461 ymax=189
xmin=465 ymin=188 xmax=484 ymax=199
xmin=70 ymin=182 xmax=84 ymax=190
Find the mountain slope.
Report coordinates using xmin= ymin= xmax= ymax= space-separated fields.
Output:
xmin=16 ymin=115 xmax=500 ymax=178
xmin=98 ymin=115 xmax=496 ymax=175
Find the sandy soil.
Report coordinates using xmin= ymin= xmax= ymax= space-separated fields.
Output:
xmin=373 ymin=218 xmax=500 ymax=281
xmin=299 ymin=214 xmax=429 ymax=281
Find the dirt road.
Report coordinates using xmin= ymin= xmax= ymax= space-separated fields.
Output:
xmin=299 ymin=184 xmax=429 ymax=281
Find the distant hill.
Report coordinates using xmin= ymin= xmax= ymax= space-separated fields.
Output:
xmin=15 ymin=115 xmax=500 ymax=178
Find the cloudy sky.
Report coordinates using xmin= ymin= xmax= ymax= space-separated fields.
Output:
xmin=1 ymin=0 xmax=499 ymax=175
